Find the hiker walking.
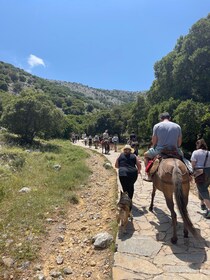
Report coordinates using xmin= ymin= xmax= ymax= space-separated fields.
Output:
xmin=115 ymin=144 xmax=141 ymax=201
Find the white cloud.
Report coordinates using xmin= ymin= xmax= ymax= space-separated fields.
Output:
xmin=27 ymin=54 xmax=45 ymax=68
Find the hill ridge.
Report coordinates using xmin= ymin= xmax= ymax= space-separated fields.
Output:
xmin=0 ymin=61 xmax=144 ymax=109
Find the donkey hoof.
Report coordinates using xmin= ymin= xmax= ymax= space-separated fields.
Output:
xmin=149 ymin=207 xmax=153 ymax=212
xmin=184 ymin=233 xmax=189 ymax=238
xmin=171 ymin=237 xmax=178 ymax=244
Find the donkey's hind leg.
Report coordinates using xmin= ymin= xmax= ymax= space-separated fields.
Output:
xmin=182 ymin=191 xmax=189 ymax=238
xmin=149 ymin=185 xmax=156 ymax=212
xmin=165 ymin=194 xmax=178 ymax=244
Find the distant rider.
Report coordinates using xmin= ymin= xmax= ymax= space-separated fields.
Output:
xmin=129 ymin=131 xmax=137 ymax=142
xmin=112 ymin=134 xmax=119 ymax=152
xmin=88 ymin=135 xmax=93 ymax=147
xmin=94 ymin=134 xmax=100 ymax=149
xmin=103 ymin=129 xmax=109 ymax=140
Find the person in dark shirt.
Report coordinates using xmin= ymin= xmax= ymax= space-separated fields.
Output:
xmin=115 ymin=144 xmax=141 ymax=201
xmin=129 ymin=132 xmax=137 ymax=142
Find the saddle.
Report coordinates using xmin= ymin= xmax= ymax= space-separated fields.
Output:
xmin=146 ymin=148 xmax=182 ymax=175
xmin=146 ymin=157 xmax=160 ymax=175
xmin=160 ymin=148 xmax=182 ymax=160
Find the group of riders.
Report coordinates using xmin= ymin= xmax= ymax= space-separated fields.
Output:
xmin=70 ymin=130 xmax=139 ymax=155
xmin=81 ymin=130 xmax=120 ymax=154
xmin=71 ymin=112 xmax=210 ymax=234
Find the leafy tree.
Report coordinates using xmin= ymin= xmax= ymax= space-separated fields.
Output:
xmin=200 ymin=109 xmax=210 ymax=148
xmin=1 ymin=90 xmax=65 ymax=143
xmin=173 ymin=100 xmax=204 ymax=149
xmin=127 ymin=96 xmax=149 ymax=141
xmin=0 ymin=81 xmax=8 ymax=91
xmin=148 ymin=14 xmax=210 ymax=104
xmin=86 ymin=103 xmax=94 ymax=113
xmin=13 ymin=82 xmax=22 ymax=93
xmin=63 ymin=115 xmax=87 ymax=138
xmin=85 ymin=107 xmax=128 ymax=139
xmin=9 ymin=72 xmax=18 ymax=82
xmin=19 ymin=75 xmax=26 ymax=82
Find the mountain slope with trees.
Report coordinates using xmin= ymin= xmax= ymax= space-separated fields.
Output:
xmin=54 ymin=80 xmax=143 ymax=106
xmin=128 ymin=13 xmax=210 ymax=150
xmin=0 ymin=61 xmax=140 ymax=110
xmin=0 ymin=14 xmax=210 ymax=148
xmin=77 ymin=13 xmax=210 ymax=149
xmin=0 ymin=61 xmax=143 ymax=142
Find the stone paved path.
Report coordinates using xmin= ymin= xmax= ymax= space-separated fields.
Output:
xmin=75 ymin=141 xmax=210 ymax=280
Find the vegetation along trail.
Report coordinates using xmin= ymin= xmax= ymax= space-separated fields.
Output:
xmin=0 ymin=136 xmax=117 ymax=279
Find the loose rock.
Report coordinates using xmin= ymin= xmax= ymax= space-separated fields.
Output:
xmin=93 ymin=232 xmax=114 ymax=249
xmin=19 ymin=187 xmax=31 ymax=193
xmin=2 ymin=256 xmax=15 ymax=268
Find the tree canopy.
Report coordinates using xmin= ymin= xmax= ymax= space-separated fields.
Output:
xmin=1 ymin=90 xmax=65 ymax=143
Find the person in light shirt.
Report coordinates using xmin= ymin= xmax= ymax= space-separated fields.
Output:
xmin=191 ymin=138 xmax=210 ymax=219
xmin=112 ymin=134 xmax=119 ymax=152
xmin=144 ymin=112 xmax=182 ymax=181
xmin=102 ymin=129 xmax=109 ymax=140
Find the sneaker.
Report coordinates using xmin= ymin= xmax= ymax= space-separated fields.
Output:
xmin=201 ymin=204 xmax=207 ymax=211
xmin=205 ymin=210 xmax=210 ymax=219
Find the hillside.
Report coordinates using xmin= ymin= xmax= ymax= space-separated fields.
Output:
xmin=0 ymin=61 xmax=143 ymax=111
xmin=53 ymin=80 xmax=144 ymax=105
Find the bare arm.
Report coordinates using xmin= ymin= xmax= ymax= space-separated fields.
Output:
xmin=136 ymin=156 xmax=142 ymax=174
xmin=152 ymin=135 xmax=158 ymax=147
xmin=177 ymin=135 xmax=182 ymax=147
xmin=191 ymin=161 xmax=196 ymax=170
xmin=115 ymin=158 xmax=119 ymax=168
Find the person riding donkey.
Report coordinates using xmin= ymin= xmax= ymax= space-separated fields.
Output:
xmin=102 ymin=129 xmax=110 ymax=154
xmin=102 ymin=129 xmax=109 ymax=140
xmin=143 ymin=112 xmax=186 ymax=181
xmin=128 ymin=131 xmax=139 ymax=156
xmin=93 ymin=134 xmax=100 ymax=149
xmin=129 ymin=131 xmax=137 ymax=142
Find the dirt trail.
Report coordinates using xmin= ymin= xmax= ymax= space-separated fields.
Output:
xmin=16 ymin=148 xmax=118 ymax=280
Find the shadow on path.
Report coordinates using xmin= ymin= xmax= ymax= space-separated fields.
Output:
xmin=150 ymin=206 xmax=209 ymax=270
xmin=132 ymin=204 xmax=148 ymax=217
xmin=118 ymin=220 xmax=135 ymax=241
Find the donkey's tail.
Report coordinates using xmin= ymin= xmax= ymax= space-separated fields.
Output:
xmin=172 ymin=161 xmax=198 ymax=238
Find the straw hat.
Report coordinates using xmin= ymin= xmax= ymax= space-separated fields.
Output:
xmin=121 ymin=144 xmax=134 ymax=153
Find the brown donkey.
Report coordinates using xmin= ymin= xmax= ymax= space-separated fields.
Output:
xmin=149 ymin=158 xmax=198 ymax=244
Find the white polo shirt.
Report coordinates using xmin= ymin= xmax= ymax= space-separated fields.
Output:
xmin=191 ymin=149 xmax=210 ymax=168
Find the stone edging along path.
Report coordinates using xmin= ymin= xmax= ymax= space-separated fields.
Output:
xmin=75 ymin=141 xmax=210 ymax=280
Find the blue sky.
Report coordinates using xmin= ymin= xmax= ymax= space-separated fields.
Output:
xmin=0 ymin=0 xmax=209 ymax=91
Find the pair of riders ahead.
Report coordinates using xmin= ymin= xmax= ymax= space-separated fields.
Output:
xmin=144 ymin=112 xmax=192 ymax=181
